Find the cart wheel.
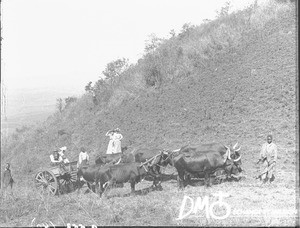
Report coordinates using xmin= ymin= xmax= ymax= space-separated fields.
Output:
xmin=59 ymin=171 xmax=77 ymax=194
xmin=34 ymin=170 xmax=58 ymax=195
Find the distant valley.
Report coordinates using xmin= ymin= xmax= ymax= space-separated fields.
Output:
xmin=1 ymin=86 xmax=83 ymax=135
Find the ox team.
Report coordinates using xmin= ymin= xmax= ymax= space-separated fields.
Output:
xmin=2 ymin=128 xmax=277 ymax=196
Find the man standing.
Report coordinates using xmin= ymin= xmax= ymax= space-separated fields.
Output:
xmin=2 ymin=163 xmax=14 ymax=189
xmin=258 ymin=134 xmax=278 ymax=183
xmin=78 ymin=147 xmax=89 ymax=168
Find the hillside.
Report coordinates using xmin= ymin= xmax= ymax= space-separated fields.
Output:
xmin=0 ymin=1 xmax=297 ymax=226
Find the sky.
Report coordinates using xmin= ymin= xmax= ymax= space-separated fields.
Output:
xmin=1 ymin=0 xmax=254 ymax=95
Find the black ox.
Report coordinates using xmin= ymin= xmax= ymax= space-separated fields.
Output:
xmin=95 ymin=162 xmax=149 ymax=197
xmin=77 ymin=163 xmax=104 ymax=193
xmin=78 ymin=147 xmax=170 ymax=195
xmin=166 ymin=142 xmax=243 ymax=189
xmin=77 ymin=162 xmax=149 ymax=197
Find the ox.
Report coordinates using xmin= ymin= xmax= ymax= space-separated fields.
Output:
xmin=77 ymin=163 xmax=104 ymax=193
xmin=77 ymin=158 xmax=125 ymax=193
xmin=166 ymin=142 xmax=242 ymax=189
xmin=2 ymin=163 xmax=14 ymax=190
xmin=130 ymin=148 xmax=170 ymax=188
xmin=95 ymin=162 xmax=149 ymax=197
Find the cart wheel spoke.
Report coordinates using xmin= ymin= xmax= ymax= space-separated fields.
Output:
xmin=35 ymin=170 xmax=58 ymax=195
xmin=36 ymin=172 xmax=44 ymax=180
xmin=36 ymin=173 xmax=47 ymax=183
xmin=48 ymin=185 xmax=56 ymax=194
xmin=35 ymin=162 xmax=78 ymax=195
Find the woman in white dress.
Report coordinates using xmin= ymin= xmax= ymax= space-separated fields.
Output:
xmin=112 ymin=128 xmax=123 ymax=154
xmin=105 ymin=130 xmax=115 ymax=154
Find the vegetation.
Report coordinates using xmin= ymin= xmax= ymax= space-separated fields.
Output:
xmin=0 ymin=0 xmax=297 ymax=226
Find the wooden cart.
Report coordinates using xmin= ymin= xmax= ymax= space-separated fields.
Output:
xmin=34 ymin=161 xmax=78 ymax=195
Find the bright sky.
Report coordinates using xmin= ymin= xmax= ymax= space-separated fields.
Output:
xmin=1 ymin=0 xmax=254 ymax=95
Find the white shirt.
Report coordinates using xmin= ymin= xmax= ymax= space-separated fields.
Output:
xmin=78 ymin=151 xmax=89 ymax=164
xmin=113 ymin=133 xmax=123 ymax=141
xmin=58 ymin=150 xmax=70 ymax=163
xmin=50 ymin=154 xmax=63 ymax=163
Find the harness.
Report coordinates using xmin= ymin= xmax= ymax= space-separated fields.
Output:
xmin=140 ymin=163 xmax=149 ymax=173
xmin=138 ymin=152 xmax=166 ymax=178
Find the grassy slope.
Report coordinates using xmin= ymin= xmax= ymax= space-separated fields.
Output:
xmin=0 ymin=1 xmax=297 ymax=226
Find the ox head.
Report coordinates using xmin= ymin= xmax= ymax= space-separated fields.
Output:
xmin=95 ymin=155 xmax=105 ymax=165
xmin=160 ymin=149 xmax=181 ymax=167
xmin=159 ymin=149 xmax=172 ymax=166
xmin=224 ymin=142 xmax=242 ymax=173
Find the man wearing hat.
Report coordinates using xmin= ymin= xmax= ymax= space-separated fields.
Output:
xmin=258 ymin=134 xmax=278 ymax=183
xmin=50 ymin=150 xmax=63 ymax=166
xmin=77 ymin=147 xmax=89 ymax=168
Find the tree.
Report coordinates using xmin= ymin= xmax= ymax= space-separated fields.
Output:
xmin=64 ymin=96 xmax=77 ymax=108
xmin=85 ymin=81 xmax=93 ymax=93
xmin=169 ymin=29 xmax=176 ymax=38
xmin=216 ymin=1 xmax=231 ymax=18
xmin=102 ymin=58 xmax=129 ymax=86
xmin=178 ymin=23 xmax=196 ymax=39
xmin=144 ymin=33 xmax=164 ymax=53
xmin=56 ymin=98 xmax=63 ymax=113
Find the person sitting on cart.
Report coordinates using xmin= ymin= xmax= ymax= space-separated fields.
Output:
xmin=50 ymin=150 xmax=63 ymax=166
xmin=59 ymin=146 xmax=70 ymax=164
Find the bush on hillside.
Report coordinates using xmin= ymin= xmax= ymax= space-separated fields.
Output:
xmin=93 ymin=78 xmax=114 ymax=105
xmin=56 ymin=98 xmax=64 ymax=113
xmin=64 ymin=96 xmax=78 ymax=109
xmin=102 ymin=58 xmax=129 ymax=86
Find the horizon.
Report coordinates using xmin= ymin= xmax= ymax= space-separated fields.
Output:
xmin=1 ymin=0 xmax=255 ymax=122
xmin=2 ymin=0 xmax=254 ymax=94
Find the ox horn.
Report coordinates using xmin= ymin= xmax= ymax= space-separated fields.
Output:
xmin=224 ymin=146 xmax=231 ymax=161
xmin=235 ymin=146 xmax=241 ymax=152
xmin=161 ymin=149 xmax=168 ymax=155
xmin=234 ymin=155 xmax=242 ymax=162
xmin=233 ymin=142 xmax=239 ymax=150
xmin=115 ymin=157 xmax=121 ymax=165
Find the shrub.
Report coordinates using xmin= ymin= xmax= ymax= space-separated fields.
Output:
xmin=65 ymin=96 xmax=78 ymax=108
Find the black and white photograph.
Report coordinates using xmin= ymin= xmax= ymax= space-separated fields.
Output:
xmin=0 ymin=0 xmax=298 ymax=227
